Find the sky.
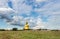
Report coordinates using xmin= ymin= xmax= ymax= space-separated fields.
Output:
xmin=0 ymin=0 xmax=60 ymax=30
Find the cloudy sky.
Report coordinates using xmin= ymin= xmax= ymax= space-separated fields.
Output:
xmin=0 ymin=0 xmax=60 ymax=30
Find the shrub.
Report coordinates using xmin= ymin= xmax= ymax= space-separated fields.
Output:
xmin=0 ymin=29 xmax=5 ymax=31
xmin=12 ymin=28 xmax=18 ymax=31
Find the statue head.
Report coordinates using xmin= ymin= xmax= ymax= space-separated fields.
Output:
xmin=26 ymin=21 xmax=28 ymax=25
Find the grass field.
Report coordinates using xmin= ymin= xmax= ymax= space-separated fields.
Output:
xmin=0 ymin=30 xmax=60 ymax=39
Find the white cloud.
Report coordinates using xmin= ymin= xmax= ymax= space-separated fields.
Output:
xmin=34 ymin=0 xmax=60 ymax=15
xmin=36 ymin=0 xmax=48 ymax=2
xmin=0 ymin=8 xmax=14 ymax=14
xmin=19 ymin=16 xmax=44 ymax=29
xmin=0 ymin=0 xmax=32 ymax=27
xmin=33 ymin=0 xmax=60 ymax=29
xmin=43 ymin=15 xmax=60 ymax=30
xmin=0 ymin=0 xmax=15 ymax=21
xmin=0 ymin=7 xmax=15 ymax=23
xmin=12 ymin=0 xmax=32 ymax=15
xmin=9 ymin=0 xmax=60 ymax=30
xmin=0 ymin=0 xmax=60 ymax=30
xmin=7 ymin=15 xmax=44 ymax=29
xmin=31 ymin=17 xmax=44 ymax=29
xmin=47 ymin=15 xmax=60 ymax=26
xmin=7 ymin=16 xmax=25 ymax=26
xmin=0 ymin=0 xmax=8 ymax=8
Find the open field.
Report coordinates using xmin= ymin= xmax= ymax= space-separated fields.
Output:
xmin=0 ymin=30 xmax=60 ymax=39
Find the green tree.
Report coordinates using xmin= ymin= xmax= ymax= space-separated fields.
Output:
xmin=12 ymin=28 xmax=18 ymax=31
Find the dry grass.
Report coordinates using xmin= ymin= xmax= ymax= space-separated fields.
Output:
xmin=0 ymin=30 xmax=60 ymax=39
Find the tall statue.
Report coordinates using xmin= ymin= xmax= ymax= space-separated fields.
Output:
xmin=24 ymin=21 xmax=29 ymax=30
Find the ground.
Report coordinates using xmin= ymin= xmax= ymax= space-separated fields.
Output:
xmin=0 ymin=30 xmax=60 ymax=39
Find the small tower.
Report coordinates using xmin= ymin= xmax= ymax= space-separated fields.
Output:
xmin=24 ymin=21 xmax=29 ymax=30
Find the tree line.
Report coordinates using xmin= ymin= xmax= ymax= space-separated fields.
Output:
xmin=0 ymin=28 xmax=59 ymax=31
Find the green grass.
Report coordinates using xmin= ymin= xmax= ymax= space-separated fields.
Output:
xmin=0 ymin=30 xmax=60 ymax=39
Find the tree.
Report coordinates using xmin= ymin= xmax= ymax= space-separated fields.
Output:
xmin=0 ymin=29 xmax=5 ymax=31
xmin=12 ymin=28 xmax=18 ymax=31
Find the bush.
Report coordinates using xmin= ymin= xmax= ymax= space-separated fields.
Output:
xmin=0 ymin=29 xmax=5 ymax=31
xmin=51 ymin=30 xmax=59 ymax=31
xmin=12 ymin=28 xmax=18 ymax=31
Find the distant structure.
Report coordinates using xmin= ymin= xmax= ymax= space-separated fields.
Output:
xmin=24 ymin=21 xmax=29 ymax=30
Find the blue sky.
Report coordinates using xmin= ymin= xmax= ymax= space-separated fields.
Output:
xmin=0 ymin=0 xmax=60 ymax=30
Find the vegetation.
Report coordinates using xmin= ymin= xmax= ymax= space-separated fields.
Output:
xmin=0 ymin=30 xmax=60 ymax=39
xmin=0 ymin=29 xmax=5 ymax=31
xmin=12 ymin=28 xmax=18 ymax=31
